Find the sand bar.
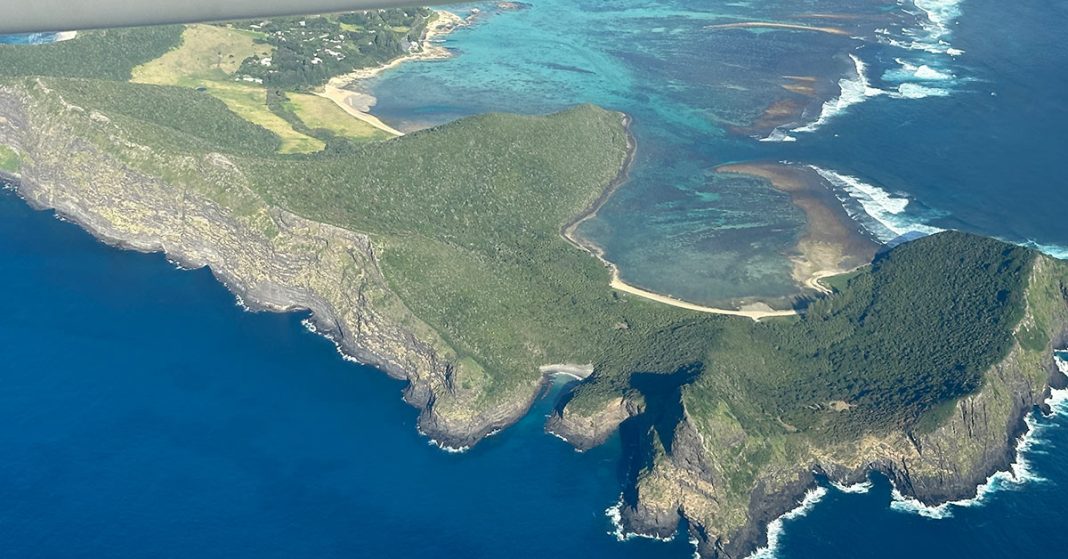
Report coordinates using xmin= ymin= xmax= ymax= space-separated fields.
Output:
xmin=715 ymin=163 xmax=879 ymax=293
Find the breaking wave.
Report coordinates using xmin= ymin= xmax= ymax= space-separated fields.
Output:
xmin=831 ymin=481 xmax=874 ymax=494
xmin=746 ymin=487 xmax=829 ymax=559
xmin=0 ymin=31 xmax=77 ymax=45
xmin=892 ymin=83 xmax=952 ymax=99
xmin=890 ymin=384 xmax=1068 ymax=519
xmin=1021 ymin=241 xmax=1068 ymax=260
xmin=884 ymin=59 xmax=955 ymax=82
xmin=807 ymin=166 xmax=943 ymax=243
xmin=793 ymin=54 xmax=884 ymax=133
xmin=878 ymin=0 xmax=965 ymax=56
xmin=605 ymin=495 xmax=677 ymax=543
xmin=760 ymin=128 xmax=797 ymax=143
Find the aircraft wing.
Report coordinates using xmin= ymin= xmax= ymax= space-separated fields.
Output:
xmin=0 ymin=0 xmax=444 ymax=34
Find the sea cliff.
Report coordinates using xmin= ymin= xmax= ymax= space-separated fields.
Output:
xmin=0 ymin=82 xmax=544 ymax=450
xmin=554 ymin=250 xmax=1068 ymax=558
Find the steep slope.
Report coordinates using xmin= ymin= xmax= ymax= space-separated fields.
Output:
xmin=557 ymin=234 xmax=1068 ymax=557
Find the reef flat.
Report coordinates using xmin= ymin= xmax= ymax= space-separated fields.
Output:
xmin=2 ymin=19 xmax=1067 ymax=558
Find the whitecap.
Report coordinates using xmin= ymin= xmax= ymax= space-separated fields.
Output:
xmin=904 ymin=0 xmax=965 ymax=54
xmin=746 ymin=487 xmax=829 ymax=559
xmin=884 ymin=59 xmax=955 ymax=82
xmin=891 ymin=83 xmax=952 ymax=99
xmin=301 ymin=317 xmax=366 ymax=365
xmin=429 ymin=439 xmax=470 ymax=453
xmin=807 ymin=166 xmax=943 ymax=243
xmin=872 ymin=0 xmax=967 ymax=60
xmin=800 ymin=173 xmax=1068 ymax=256
xmin=914 ymin=65 xmax=953 ymax=80
xmin=793 ymin=54 xmax=884 ymax=134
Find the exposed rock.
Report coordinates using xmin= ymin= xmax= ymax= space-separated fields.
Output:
xmin=546 ymin=394 xmax=643 ymax=450
xmin=0 ymin=83 xmax=547 ymax=451
xmin=557 ymin=255 xmax=1068 ymax=558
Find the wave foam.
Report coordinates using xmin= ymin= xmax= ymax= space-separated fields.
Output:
xmin=746 ymin=487 xmax=829 ymax=559
xmin=888 ymin=0 xmax=966 ymax=55
xmin=890 ymin=384 xmax=1067 ymax=518
xmin=1021 ymin=241 xmax=1068 ymax=260
xmin=808 ymin=166 xmax=943 ymax=242
xmin=605 ymin=495 xmax=677 ymax=543
xmin=793 ymin=54 xmax=883 ymax=133
xmin=892 ymin=83 xmax=952 ymax=99
xmin=803 ymin=172 xmax=1068 ymax=256
xmin=884 ymin=58 xmax=955 ymax=82
xmin=831 ymin=481 xmax=873 ymax=494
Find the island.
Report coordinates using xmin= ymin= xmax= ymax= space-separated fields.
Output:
xmin=1 ymin=17 xmax=1066 ymax=559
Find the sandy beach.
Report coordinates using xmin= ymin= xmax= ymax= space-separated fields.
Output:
xmin=316 ymin=10 xmax=466 ymax=137
xmin=559 ymin=120 xmax=800 ymax=321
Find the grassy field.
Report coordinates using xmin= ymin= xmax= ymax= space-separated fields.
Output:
xmin=206 ymin=82 xmax=325 ymax=153
xmin=286 ymin=93 xmax=392 ymax=142
xmin=130 ymin=25 xmax=324 ymax=154
xmin=130 ymin=25 xmax=270 ymax=84
xmin=3 ymin=24 xmax=1061 ymax=449
xmin=5 ymin=23 xmax=1068 ymax=555
xmin=0 ymin=145 xmax=20 ymax=173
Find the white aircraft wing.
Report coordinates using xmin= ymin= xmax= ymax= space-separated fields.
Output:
xmin=0 ymin=0 xmax=444 ymax=34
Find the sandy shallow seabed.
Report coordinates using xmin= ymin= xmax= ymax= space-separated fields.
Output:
xmin=316 ymin=10 xmax=465 ymax=136
xmin=715 ymin=162 xmax=880 ymax=293
xmin=560 ymin=123 xmax=803 ymax=321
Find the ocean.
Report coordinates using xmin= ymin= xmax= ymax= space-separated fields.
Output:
xmin=2 ymin=0 xmax=1068 ymax=557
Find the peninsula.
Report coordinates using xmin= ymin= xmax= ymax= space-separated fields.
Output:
xmin=1 ymin=19 xmax=1066 ymax=559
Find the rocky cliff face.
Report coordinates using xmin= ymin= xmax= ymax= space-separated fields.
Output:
xmin=0 ymin=81 xmax=544 ymax=450
xmin=546 ymin=393 xmax=643 ymax=451
xmin=560 ymin=255 xmax=1068 ymax=558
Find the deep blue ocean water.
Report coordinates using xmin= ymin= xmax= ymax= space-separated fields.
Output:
xmin=0 ymin=187 xmax=694 ymax=559
xmin=3 ymin=0 xmax=1068 ymax=557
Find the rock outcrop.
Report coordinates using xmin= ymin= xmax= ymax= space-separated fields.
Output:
xmin=558 ymin=254 xmax=1068 ymax=558
xmin=0 ymin=81 xmax=546 ymax=450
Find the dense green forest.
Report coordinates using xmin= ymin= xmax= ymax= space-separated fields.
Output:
xmin=0 ymin=27 xmax=182 ymax=80
xmin=1 ymin=26 xmax=1059 ymax=442
xmin=694 ymin=232 xmax=1036 ymax=439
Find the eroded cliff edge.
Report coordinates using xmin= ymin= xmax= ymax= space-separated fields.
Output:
xmin=0 ymin=81 xmax=549 ymax=450
xmin=553 ymin=240 xmax=1068 ymax=558
xmin=6 ymin=73 xmax=1068 ymax=559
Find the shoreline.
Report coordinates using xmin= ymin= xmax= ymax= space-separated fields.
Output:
xmin=0 ymin=152 xmax=524 ymax=454
xmin=560 ymin=117 xmax=799 ymax=321
xmin=734 ymin=350 xmax=1068 ymax=559
xmin=315 ymin=10 xmax=466 ymax=137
